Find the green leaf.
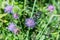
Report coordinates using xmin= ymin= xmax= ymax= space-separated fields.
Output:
xmin=0 ymin=14 xmax=7 ymax=19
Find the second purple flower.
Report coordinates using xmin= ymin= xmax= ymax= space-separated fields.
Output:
xmin=13 ymin=13 xmax=19 ymax=19
xmin=47 ymin=5 xmax=55 ymax=12
xmin=8 ymin=22 xmax=19 ymax=34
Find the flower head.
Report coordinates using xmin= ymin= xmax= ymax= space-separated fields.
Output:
xmin=8 ymin=22 xmax=20 ymax=34
xmin=8 ymin=23 xmax=16 ymax=32
xmin=13 ymin=28 xmax=20 ymax=34
xmin=25 ymin=18 xmax=35 ymax=28
xmin=13 ymin=13 xmax=19 ymax=19
xmin=4 ymin=5 xmax=13 ymax=13
xmin=47 ymin=5 xmax=54 ymax=12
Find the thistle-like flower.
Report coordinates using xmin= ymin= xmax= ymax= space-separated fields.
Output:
xmin=13 ymin=28 xmax=20 ymax=34
xmin=8 ymin=23 xmax=16 ymax=32
xmin=13 ymin=13 xmax=19 ymax=19
xmin=25 ymin=18 xmax=35 ymax=28
xmin=47 ymin=5 xmax=55 ymax=12
xmin=4 ymin=5 xmax=13 ymax=13
xmin=8 ymin=23 xmax=19 ymax=34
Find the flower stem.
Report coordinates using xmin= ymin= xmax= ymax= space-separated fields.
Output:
xmin=30 ymin=0 xmax=37 ymax=18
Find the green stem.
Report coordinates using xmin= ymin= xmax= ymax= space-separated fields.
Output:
xmin=25 ymin=27 xmax=30 ymax=40
xmin=30 ymin=0 xmax=37 ymax=18
xmin=12 ymin=0 xmax=14 ymax=6
xmin=24 ymin=0 xmax=27 ymax=10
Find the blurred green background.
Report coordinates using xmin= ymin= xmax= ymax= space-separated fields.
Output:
xmin=0 ymin=0 xmax=60 ymax=40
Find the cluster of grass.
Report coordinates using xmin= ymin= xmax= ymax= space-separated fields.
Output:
xmin=0 ymin=0 xmax=60 ymax=40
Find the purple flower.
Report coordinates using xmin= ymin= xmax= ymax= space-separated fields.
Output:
xmin=25 ymin=18 xmax=35 ymax=28
xmin=47 ymin=5 xmax=55 ymax=12
xmin=8 ymin=23 xmax=20 ymax=34
xmin=13 ymin=13 xmax=19 ymax=19
xmin=8 ymin=23 xmax=16 ymax=32
xmin=4 ymin=6 xmax=13 ymax=13
xmin=13 ymin=28 xmax=20 ymax=34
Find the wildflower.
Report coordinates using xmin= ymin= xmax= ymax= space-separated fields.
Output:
xmin=8 ymin=23 xmax=16 ymax=32
xmin=25 ymin=18 xmax=35 ymax=28
xmin=8 ymin=22 xmax=20 ymax=34
xmin=4 ymin=5 xmax=13 ymax=13
xmin=13 ymin=28 xmax=20 ymax=34
xmin=13 ymin=13 xmax=19 ymax=19
xmin=47 ymin=5 xmax=55 ymax=12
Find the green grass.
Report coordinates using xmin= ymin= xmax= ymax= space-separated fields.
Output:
xmin=0 ymin=0 xmax=60 ymax=40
